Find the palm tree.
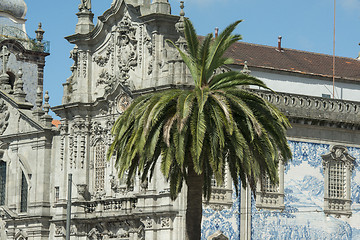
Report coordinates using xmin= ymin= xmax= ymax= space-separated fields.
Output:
xmin=108 ymin=19 xmax=292 ymax=240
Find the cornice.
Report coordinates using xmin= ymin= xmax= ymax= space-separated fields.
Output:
xmin=253 ymin=89 xmax=360 ymax=130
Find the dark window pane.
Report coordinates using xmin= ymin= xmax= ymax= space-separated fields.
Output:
xmin=20 ymin=172 xmax=28 ymax=212
xmin=0 ymin=161 xmax=6 ymax=205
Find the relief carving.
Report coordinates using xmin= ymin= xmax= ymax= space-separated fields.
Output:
xmin=82 ymin=52 xmax=88 ymax=78
xmin=55 ymin=225 xmax=66 ymax=236
xmin=160 ymin=216 xmax=171 ymax=228
xmin=0 ymin=100 xmax=10 ymax=135
xmin=97 ymin=69 xmax=114 ymax=92
xmin=145 ymin=34 xmax=154 ymax=75
xmin=93 ymin=44 xmax=114 ymax=67
xmin=117 ymin=14 xmax=138 ymax=82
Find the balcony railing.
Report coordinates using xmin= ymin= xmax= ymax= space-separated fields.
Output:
xmin=253 ymin=89 xmax=360 ymax=128
xmin=0 ymin=26 xmax=50 ymax=53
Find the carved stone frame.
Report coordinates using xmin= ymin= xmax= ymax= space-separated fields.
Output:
xmin=322 ymin=145 xmax=355 ymax=217
xmin=255 ymin=157 xmax=285 ymax=211
xmin=204 ymin=167 xmax=233 ymax=211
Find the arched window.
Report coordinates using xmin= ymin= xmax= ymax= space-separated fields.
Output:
xmin=0 ymin=161 xmax=6 ymax=205
xmin=6 ymin=71 xmax=15 ymax=90
xmin=94 ymin=140 xmax=106 ymax=192
xmin=20 ymin=172 xmax=28 ymax=212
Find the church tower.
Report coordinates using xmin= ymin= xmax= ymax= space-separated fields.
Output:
xmin=0 ymin=0 xmax=55 ymax=238
xmin=0 ymin=0 xmax=49 ymax=106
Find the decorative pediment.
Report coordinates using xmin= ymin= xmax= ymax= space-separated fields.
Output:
xmin=322 ymin=145 xmax=355 ymax=168
xmin=0 ymin=94 xmax=47 ymax=136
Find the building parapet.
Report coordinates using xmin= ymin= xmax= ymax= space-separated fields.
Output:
xmin=254 ymin=90 xmax=360 ymax=130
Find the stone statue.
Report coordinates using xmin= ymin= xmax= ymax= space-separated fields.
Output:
xmin=79 ymin=0 xmax=91 ymax=11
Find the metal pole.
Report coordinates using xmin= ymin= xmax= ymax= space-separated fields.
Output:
xmin=66 ymin=173 xmax=72 ymax=240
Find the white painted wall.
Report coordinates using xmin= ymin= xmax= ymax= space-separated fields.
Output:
xmin=233 ymin=68 xmax=360 ymax=102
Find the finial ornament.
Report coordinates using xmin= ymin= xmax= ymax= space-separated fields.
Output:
xmin=35 ymin=23 xmax=45 ymax=43
xmin=14 ymin=68 xmax=26 ymax=102
xmin=43 ymin=91 xmax=50 ymax=114
xmin=36 ymin=87 xmax=43 ymax=110
xmin=175 ymin=1 xmax=186 ymax=47
xmin=15 ymin=68 xmax=24 ymax=91
xmin=180 ymin=1 xmax=185 ymax=17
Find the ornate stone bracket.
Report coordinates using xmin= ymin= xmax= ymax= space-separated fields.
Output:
xmin=0 ymin=99 xmax=10 ymax=135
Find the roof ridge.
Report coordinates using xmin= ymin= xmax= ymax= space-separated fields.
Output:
xmin=235 ymin=41 xmax=359 ymax=62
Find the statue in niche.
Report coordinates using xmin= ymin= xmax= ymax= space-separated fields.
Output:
xmin=79 ymin=0 xmax=91 ymax=11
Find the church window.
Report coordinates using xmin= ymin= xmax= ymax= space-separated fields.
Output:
xmin=256 ymin=156 xmax=285 ymax=210
xmin=0 ymin=161 xmax=6 ymax=205
xmin=322 ymin=145 xmax=355 ymax=217
xmin=204 ymin=166 xmax=233 ymax=210
xmin=94 ymin=140 xmax=106 ymax=192
xmin=20 ymin=172 xmax=28 ymax=212
xmin=55 ymin=187 xmax=59 ymax=202
xmin=6 ymin=71 xmax=15 ymax=90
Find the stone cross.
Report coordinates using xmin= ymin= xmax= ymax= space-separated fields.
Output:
xmin=0 ymin=46 xmax=10 ymax=75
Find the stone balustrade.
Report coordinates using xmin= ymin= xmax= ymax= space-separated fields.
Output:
xmin=253 ymin=90 xmax=360 ymax=129
xmin=79 ymin=197 xmax=137 ymax=214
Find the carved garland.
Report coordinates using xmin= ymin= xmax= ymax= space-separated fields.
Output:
xmin=0 ymin=100 xmax=10 ymax=135
xmin=93 ymin=44 xmax=114 ymax=67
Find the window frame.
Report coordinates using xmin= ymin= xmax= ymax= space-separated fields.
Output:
xmin=322 ymin=145 xmax=355 ymax=217
xmin=94 ymin=139 xmax=106 ymax=193
xmin=20 ymin=171 xmax=28 ymax=213
xmin=255 ymin=156 xmax=285 ymax=211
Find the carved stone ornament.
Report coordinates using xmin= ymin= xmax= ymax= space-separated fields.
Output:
xmin=55 ymin=225 xmax=66 ymax=236
xmin=116 ymin=93 xmax=132 ymax=114
xmin=0 ymin=99 xmax=10 ymax=135
xmin=116 ymin=14 xmax=138 ymax=81
xmin=85 ymin=220 xmax=144 ymax=239
xmin=160 ymin=216 xmax=171 ymax=228
xmin=322 ymin=145 xmax=355 ymax=169
xmin=141 ymin=217 xmax=153 ymax=229
xmin=97 ymin=69 xmax=114 ymax=88
xmin=93 ymin=44 xmax=114 ymax=67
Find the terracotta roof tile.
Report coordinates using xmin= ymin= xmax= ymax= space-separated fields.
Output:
xmin=52 ymin=119 xmax=61 ymax=128
xmin=225 ymin=41 xmax=360 ymax=81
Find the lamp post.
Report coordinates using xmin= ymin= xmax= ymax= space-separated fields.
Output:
xmin=66 ymin=174 xmax=72 ymax=240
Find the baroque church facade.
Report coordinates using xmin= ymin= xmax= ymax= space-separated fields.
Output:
xmin=0 ymin=0 xmax=360 ymax=239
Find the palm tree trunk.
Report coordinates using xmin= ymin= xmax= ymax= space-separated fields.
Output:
xmin=185 ymin=160 xmax=203 ymax=240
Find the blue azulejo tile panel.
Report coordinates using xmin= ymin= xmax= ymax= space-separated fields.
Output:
xmin=251 ymin=140 xmax=360 ymax=240
xmin=201 ymin=187 xmax=240 ymax=240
